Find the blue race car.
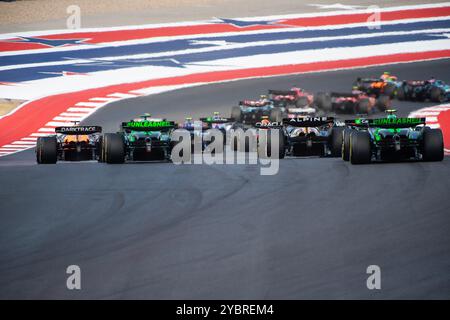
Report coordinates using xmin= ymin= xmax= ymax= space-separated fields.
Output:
xmin=231 ymin=96 xmax=281 ymax=124
xmin=397 ymin=78 xmax=450 ymax=103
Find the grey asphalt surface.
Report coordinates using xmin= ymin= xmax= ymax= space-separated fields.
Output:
xmin=1 ymin=60 xmax=450 ymax=299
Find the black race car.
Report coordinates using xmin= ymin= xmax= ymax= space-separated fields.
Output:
xmin=245 ymin=117 xmax=344 ymax=158
xmin=282 ymin=117 xmax=344 ymax=157
xmin=36 ymin=125 xmax=103 ymax=164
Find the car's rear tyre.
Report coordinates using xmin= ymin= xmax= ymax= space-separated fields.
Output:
xmin=330 ymin=126 xmax=344 ymax=157
xmin=269 ymin=107 xmax=284 ymax=122
xmin=296 ymin=96 xmax=309 ymax=108
xmin=231 ymin=106 xmax=242 ymax=122
xmin=97 ymin=135 xmax=105 ymax=162
xmin=36 ymin=136 xmax=57 ymax=164
xmin=430 ymin=87 xmax=445 ymax=103
xmin=350 ymin=131 xmax=371 ymax=164
xmin=376 ymin=95 xmax=390 ymax=111
xmin=103 ymin=133 xmax=125 ymax=164
xmin=342 ymin=128 xmax=352 ymax=161
xmin=397 ymin=85 xmax=406 ymax=100
xmin=260 ymin=129 xmax=285 ymax=159
xmin=383 ymin=82 xmax=396 ymax=98
xmin=422 ymin=128 xmax=444 ymax=161
xmin=357 ymin=98 xmax=370 ymax=114
xmin=315 ymin=92 xmax=332 ymax=111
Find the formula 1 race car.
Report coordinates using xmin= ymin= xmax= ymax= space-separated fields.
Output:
xmin=353 ymin=73 xmax=399 ymax=98
xmin=282 ymin=117 xmax=344 ymax=157
xmin=268 ymin=88 xmax=317 ymax=120
xmin=180 ymin=113 xmax=235 ymax=150
xmin=249 ymin=116 xmax=344 ymax=158
xmin=396 ymin=78 xmax=450 ymax=102
xmin=36 ymin=125 xmax=103 ymax=164
xmin=231 ymin=96 xmax=278 ymax=124
xmin=345 ymin=110 xmax=444 ymax=164
xmin=102 ymin=114 xmax=177 ymax=163
xmin=315 ymin=91 xmax=389 ymax=114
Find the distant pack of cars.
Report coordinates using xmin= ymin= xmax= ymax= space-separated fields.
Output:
xmin=36 ymin=73 xmax=447 ymax=165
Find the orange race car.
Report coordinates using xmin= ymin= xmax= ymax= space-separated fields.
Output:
xmin=36 ymin=126 xmax=103 ymax=164
xmin=353 ymin=72 xmax=400 ymax=98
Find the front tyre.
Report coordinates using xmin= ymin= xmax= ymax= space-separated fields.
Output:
xmin=422 ymin=128 xmax=444 ymax=161
xmin=36 ymin=136 xmax=57 ymax=164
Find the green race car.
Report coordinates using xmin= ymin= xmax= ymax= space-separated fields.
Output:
xmin=101 ymin=114 xmax=177 ymax=163
xmin=344 ymin=110 xmax=444 ymax=164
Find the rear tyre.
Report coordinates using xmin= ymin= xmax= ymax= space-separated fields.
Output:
xmin=342 ymin=128 xmax=352 ymax=161
xmin=350 ymin=131 xmax=371 ymax=164
xmin=260 ymin=129 xmax=285 ymax=159
xmin=422 ymin=128 xmax=444 ymax=161
xmin=103 ymin=133 xmax=125 ymax=164
xmin=269 ymin=108 xmax=284 ymax=122
xmin=36 ymin=136 xmax=57 ymax=164
xmin=97 ymin=135 xmax=105 ymax=162
xmin=430 ymin=87 xmax=445 ymax=103
xmin=357 ymin=98 xmax=370 ymax=114
xmin=295 ymin=96 xmax=309 ymax=108
xmin=376 ymin=95 xmax=390 ymax=112
xmin=330 ymin=126 xmax=344 ymax=157
xmin=383 ymin=82 xmax=396 ymax=98
xmin=231 ymin=106 xmax=242 ymax=122
xmin=397 ymin=85 xmax=406 ymax=101
xmin=315 ymin=92 xmax=331 ymax=111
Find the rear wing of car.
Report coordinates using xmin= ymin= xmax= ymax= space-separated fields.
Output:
xmin=346 ymin=117 xmax=426 ymax=128
xmin=268 ymin=89 xmax=295 ymax=96
xmin=283 ymin=117 xmax=335 ymax=127
xmin=121 ymin=120 xmax=176 ymax=131
xmin=55 ymin=126 xmax=102 ymax=134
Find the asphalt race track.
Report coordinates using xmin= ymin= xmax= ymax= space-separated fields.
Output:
xmin=1 ymin=60 xmax=450 ymax=299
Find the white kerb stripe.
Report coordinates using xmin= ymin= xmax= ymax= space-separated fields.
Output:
xmin=107 ymin=92 xmax=139 ymax=98
xmin=12 ymin=141 xmax=36 ymax=145
xmin=38 ymin=128 xmax=56 ymax=132
xmin=75 ymin=102 xmax=105 ymax=107
xmin=53 ymin=116 xmax=83 ymax=121
xmin=67 ymin=107 xmax=95 ymax=112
